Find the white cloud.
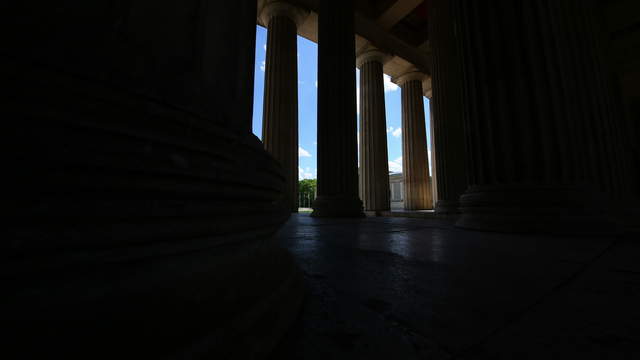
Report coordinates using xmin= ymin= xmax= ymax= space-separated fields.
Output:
xmin=263 ymin=44 xmax=267 ymax=51
xmin=298 ymin=146 xmax=311 ymax=157
xmin=384 ymin=74 xmax=399 ymax=92
xmin=386 ymin=126 xmax=402 ymax=138
xmin=299 ymin=166 xmax=315 ymax=180
xmin=315 ymin=80 xmax=318 ymax=88
xmin=260 ymin=60 xmax=265 ymax=72
xmin=389 ymin=156 xmax=403 ymax=173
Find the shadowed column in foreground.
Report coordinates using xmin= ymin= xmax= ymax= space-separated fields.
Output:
xmin=4 ymin=1 xmax=302 ymax=358
xmin=398 ymin=71 xmax=433 ymax=210
xmin=357 ymin=49 xmax=391 ymax=212
xmin=312 ymin=0 xmax=364 ymax=217
xmin=428 ymin=0 xmax=468 ymax=214
xmin=261 ymin=1 xmax=309 ymax=212
xmin=453 ymin=0 xmax=631 ymax=233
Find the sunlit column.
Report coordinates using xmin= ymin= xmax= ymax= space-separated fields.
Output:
xmin=357 ymin=49 xmax=390 ymax=212
xmin=397 ymin=71 xmax=433 ymax=210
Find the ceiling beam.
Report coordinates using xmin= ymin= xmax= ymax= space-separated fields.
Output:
xmin=377 ymin=0 xmax=424 ymax=30
xmin=257 ymin=0 xmax=430 ymax=76
xmin=355 ymin=12 xmax=430 ymax=75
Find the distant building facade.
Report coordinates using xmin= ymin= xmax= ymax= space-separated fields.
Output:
xmin=389 ymin=173 xmax=404 ymax=210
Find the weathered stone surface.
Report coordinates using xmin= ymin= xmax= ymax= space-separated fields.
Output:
xmin=272 ymin=214 xmax=640 ymax=359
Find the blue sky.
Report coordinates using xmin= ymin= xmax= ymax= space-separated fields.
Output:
xmin=252 ymin=26 xmax=431 ymax=180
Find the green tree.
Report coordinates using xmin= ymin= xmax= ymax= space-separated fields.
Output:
xmin=298 ymin=179 xmax=317 ymax=208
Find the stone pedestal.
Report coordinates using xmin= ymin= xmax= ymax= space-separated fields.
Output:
xmin=260 ymin=2 xmax=308 ymax=212
xmin=312 ymin=0 xmax=364 ymax=217
xmin=452 ymin=0 xmax=629 ymax=233
xmin=357 ymin=49 xmax=390 ymax=211
xmin=428 ymin=0 xmax=468 ymax=214
xmin=398 ymin=72 xmax=433 ymax=210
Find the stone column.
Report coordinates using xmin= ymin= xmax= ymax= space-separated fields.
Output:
xmin=452 ymin=0 xmax=630 ymax=233
xmin=357 ymin=49 xmax=390 ymax=212
xmin=397 ymin=71 xmax=433 ymax=210
xmin=428 ymin=0 xmax=468 ymax=214
xmin=260 ymin=1 xmax=309 ymax=212
xmin=3 ymin=1 xmax=303 ymax=357
xmin=423 ymin=77 xmax=439 ymax=206
xmin=426 ymin=94 xmax=439 ymax=205
xmin=312 ymin=0 xmax=364 ymax=217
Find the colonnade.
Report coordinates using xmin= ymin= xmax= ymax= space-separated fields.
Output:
xmin=259 ymin=0 xmax=634 ymax=231
xmin=260 ymin=0 xmax=436 ymax=215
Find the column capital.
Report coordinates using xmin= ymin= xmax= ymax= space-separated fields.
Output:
xmin=356 ymin=48 xmax=388 ymax=68
xmin=393 ymin=70 xmax=427 ymax=86
xmin=260 ymin=1 xmax=309 ymax=28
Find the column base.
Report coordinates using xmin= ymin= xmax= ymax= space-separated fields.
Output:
xmin=311 ymin=195 xmax=365 ymax=217
xmin=455 ymin=185 xmax=617 ymax=234
xmin=435 ymin=200 xmax=459 ymax=214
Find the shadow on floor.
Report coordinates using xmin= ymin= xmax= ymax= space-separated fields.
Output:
xmin=269 ymin=214 xmax=640 ymax=359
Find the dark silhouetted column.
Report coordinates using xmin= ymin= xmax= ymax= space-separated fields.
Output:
xmin=398 ymin=72 xmax=433 ymax=210
xmin=4 ymin=1 xmax=302 ymax=358
xmin=428 ymin=0 xmax=468 ymax=214
xmin=453 ymin=0 xmax=630 ymax=233
xmin=312 ymin=0 xmax=364 ymax=217
xmin=260 ymin=1 xmax=309 ymax=212
xmin=357 ymin=49 xmax=390 ymax=212
xmin=426 ymin=94 xmax=439 ymax=205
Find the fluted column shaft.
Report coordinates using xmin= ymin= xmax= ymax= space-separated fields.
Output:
xmin=400 ymin=76 xmax=433 ymax=210
xmin=358 ymin=52 xmax=390 ymax=211
xmin=428 ymin=99 xmax=439 ymax=205
xmin=428 ymin=0 xmax=468 ymax=214
xmin=453 ymin=0 xmax=630 ymax=232
xmin=262 ymin=14 xmax=299 ymax=212
xmin=312 ymin=0 xmax=363 ymax=217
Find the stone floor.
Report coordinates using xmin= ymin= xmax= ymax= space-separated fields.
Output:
xmin=270 ymin=214 xmax=640 ymax=359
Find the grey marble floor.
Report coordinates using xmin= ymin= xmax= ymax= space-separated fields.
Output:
xmin=270 ymin=214 xmax=640 ymax=359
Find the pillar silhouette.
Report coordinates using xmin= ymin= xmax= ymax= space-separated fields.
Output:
xmin=312 ymin=0 xmax=364 ymax=217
